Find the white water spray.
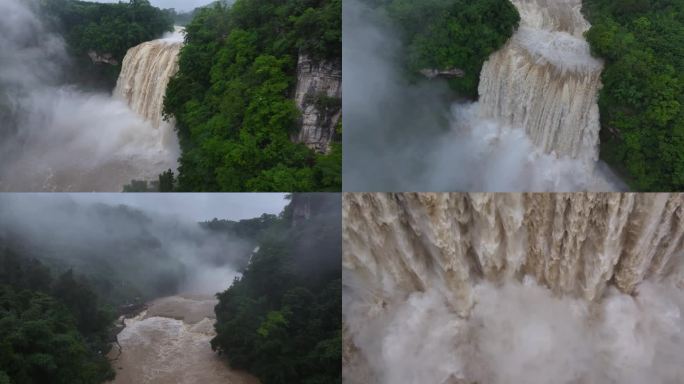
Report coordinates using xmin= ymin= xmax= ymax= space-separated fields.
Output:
xmin=343 ymin=193 xmax=684 ymax=384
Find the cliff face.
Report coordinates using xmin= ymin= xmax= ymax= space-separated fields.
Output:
xmin=87 ymin=50 xmax=119 ymax=66
xmin=293 ymin=54 xmax=342 ymax=154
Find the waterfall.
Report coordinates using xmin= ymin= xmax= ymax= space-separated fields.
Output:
xmin=478 ymin=0 xmax=602 ymax=161
xmin=115 ymin=29 xmax=183 ymax=129
xmin=343 ymin=193 xmax=684 ymax=384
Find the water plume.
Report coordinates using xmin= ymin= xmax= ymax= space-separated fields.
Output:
xmin=343 ymin=193 xmax=684 ymax=384
xmin=0 ymin=0 xmax=178 ymax=191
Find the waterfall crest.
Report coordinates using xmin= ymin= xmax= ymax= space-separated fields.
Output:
xmin=478 ymin=0 xmax=602 ymax=160
xmin=115 ymin=30 xmax=183 ymax=129
xmin=343 ymin=193 xmax=684 ymax=313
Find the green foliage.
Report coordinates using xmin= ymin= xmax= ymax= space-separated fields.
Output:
xmin=211 ymin=194 xmax=341 ymax=384
xmin=373 ymin=0 xmax=519 ymax=97
xmin=39 ymin=0 xmax=173 ymax=89
xmin=0 ymin=250 xmax=114 ymax=384
xmin=584 ymin=0 xmax=684 ymax=190
xmin=164 ymin=0 xmax=341 ymax=191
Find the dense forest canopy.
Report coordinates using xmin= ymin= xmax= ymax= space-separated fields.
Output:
xmin=365 ymin=0 xmax=519 ymax=98
xmin=0 ymin=250 xmax=114 ymax=384
xmin=212 ymin=194 xmax=342 ymax=384
xmin=38 ymin=0 xmax=173 ymax=88
xmin=163 ymin=0 xmax=342 ymax=192
xmin=583 ymin=0 xmax=684 ymax=191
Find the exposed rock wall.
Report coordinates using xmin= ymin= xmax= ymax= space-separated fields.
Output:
xmin=293 ymin=54 xmax=342 ymax=153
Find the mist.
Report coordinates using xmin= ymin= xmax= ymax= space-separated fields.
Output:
xmin=342 ymin=0 xmax=623 ymax=192
xmin=88 ymin=0 xmax=217 ymax=12
xmin=0 ymin=0 xmax=177 ymax=192
xmin=344 ymin=275 xmax=684 ymax=384
xmin=0 ymin=194 xmax=261 ymax=302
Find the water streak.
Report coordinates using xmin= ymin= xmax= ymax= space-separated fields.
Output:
xmin=478 ymin=0 xmax=602 ymax=161
xmin=343 ymin=193 xmax=684 ymax=384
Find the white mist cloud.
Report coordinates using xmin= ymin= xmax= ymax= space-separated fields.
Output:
xmin=0 ymin=0 xmax=177 ymax=191
xmin=87 ymin=0 xmax=219 ymax=12
xmin=0 ymin=194 xmax=272 ymax=296
xmin=344 ymin=276 xmax=684 ymax=384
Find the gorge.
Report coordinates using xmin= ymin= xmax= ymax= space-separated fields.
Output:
xmin=343 ymin=193 xmax=684 ymax=384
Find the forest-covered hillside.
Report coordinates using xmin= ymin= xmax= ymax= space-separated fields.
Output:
xmin=163 ymin=0 xmax=342 ymax=192
xmin=367 ymin=0 xmax=519 ymax=98
xmin=584 ymin=0 xmax=684 ymax=191
xmin=38 ymin=0 xmax=173 ymax=89
xmin=212 ymin=194 xmax=342 ymax=384
xmin=0 ymin=250 xmax=115 ymax=384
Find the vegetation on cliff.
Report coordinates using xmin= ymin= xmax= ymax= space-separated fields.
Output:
xmin=584 ymin=0 xmax=684 ymax=191
xmin=163 ymin=0 xmax=342 ymax=192
xmin=39 ymin=0 xmax=173 ymax=89
xmin=212 ymin=194 xmax=341 ymax=384
xmin=369 ymin=0 xmax=519 ymax=98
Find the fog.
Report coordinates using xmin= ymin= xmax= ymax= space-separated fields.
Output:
xmin=344 ymin=276 xmax=684 ymax=384
xmin=66 ymin=193 xmax=288 ymax=221
xmin=342 ymin=0 xmax=623 ymax=192
xmin=0 ymin=0 xmax=177 ymax=191
xmin=0 ymin=194 xmax=279 ymax=302
xmin=89 ymin=0 xmax=219 ymax=12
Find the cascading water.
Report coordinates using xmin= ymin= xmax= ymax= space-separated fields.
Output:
xmin=115 ymin=28 xmax=183 ymax=130
xmin=113 ymin=28 xmax=183 ymax=163
xmin=478 ymin=0 xmax=602 ymax=161
xmin=343 ymin=193 xmax=684 ymax=384
xmin=0 ymin=0 xmax=180 ymax=191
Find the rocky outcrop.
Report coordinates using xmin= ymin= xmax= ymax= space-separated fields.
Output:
xmin=87 ymin=50 xmax=119 ymax=65
xmin=419 ymin=68 xmax=465 ymax=79
xmin=293 ymin=54 xmax=342 ymax=154
xmin=291 ymin=194 xmax=312 ymax=227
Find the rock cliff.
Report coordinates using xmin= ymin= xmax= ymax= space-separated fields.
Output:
xmin=293 ymin=54 xmax=342 ymax=153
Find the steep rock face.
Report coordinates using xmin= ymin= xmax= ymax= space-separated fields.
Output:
xmin=291 ymin=194 xmax=312 ymax=227
xmin=87 ymin=50 xmax=119 ymax=65
xmin=293 ymin=54 xmax=342 ymax=153
xmin=344 ymin=193 xmax=684 ymax=314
